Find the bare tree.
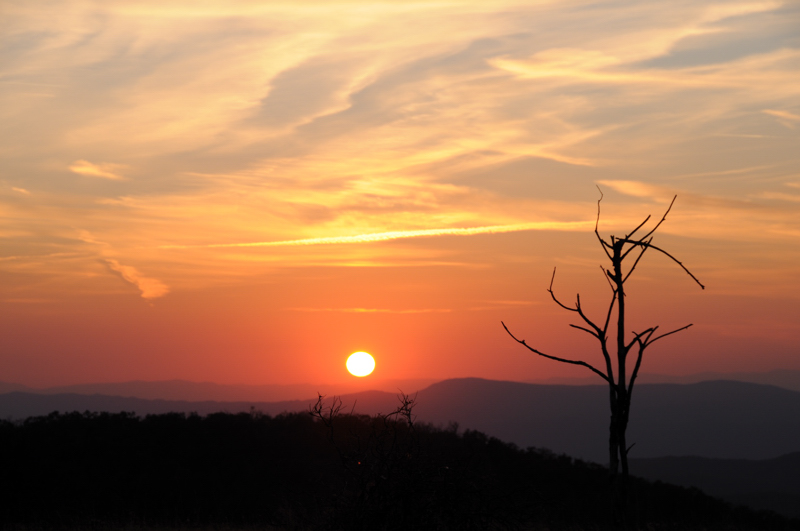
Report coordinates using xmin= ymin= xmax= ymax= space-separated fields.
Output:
xmin=502 ymin=191 xmax=704 ymax=514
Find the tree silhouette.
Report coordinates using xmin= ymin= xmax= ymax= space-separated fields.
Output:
xmin=502 ymin=190 xmax=704 ymax=518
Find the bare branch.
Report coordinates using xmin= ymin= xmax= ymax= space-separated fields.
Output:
xmin=627 ymin=341 xmax=646 ymax=400
xmin=620 ymin=240 xmax=705 ymax=289
xmin=629 ymin=323 xmax=692 ymax=398
xmin=502 ymin=321 xmax=610 ymax=383
xmin=620 ymin=196 xmax=676 ymax=256
xmin=595 ymin=185 xmax=603 ymax=233
xmin=574 ymin=293 xmax=609 ymax=338
xmin=548 ymin=268 xmax=580 ymax=313
xmin=621 ymin=195 xmax=677 ymax=261
xmin=386 ymin=391 xmax=417 ymax=427
xmin=550 ymin=269 xmax=611 ymax=346
xmin=601 ymin=265 xmax=615 ymax=291
xmin=310 ymin=393 xmax=345 ymax=432
xmin=628 ymin=327 xmax=660 ymax=399
xmin=625 ymin=327 xmax=653 ymax=353
xmin=624 ymin=326 xmax=659 ymax=382
xmin=639 ymin=195 xmax=677 ymax=241
xmin=621 ymin=238 xmax=652 ymax=283
xmin=625 ymin=215 xmax=651 ymax=241
xmin=601 ymin=290 xmax=617 ymax=336
xmin=595 ymin=187 xmax=614 ymax=259
xmin=569 ymin=323 xmax=601 ymax=338
xmin=646 ymin=323 xmax=693 ymax=346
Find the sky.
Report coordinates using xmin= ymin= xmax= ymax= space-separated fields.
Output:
xmin=1 ymin=0 xmax=798 ymax=389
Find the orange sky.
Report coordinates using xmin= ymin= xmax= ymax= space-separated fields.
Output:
xmin=1 ymin=1 xmax=798 ymax=389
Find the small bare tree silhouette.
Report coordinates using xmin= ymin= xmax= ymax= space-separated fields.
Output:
xmin=502 ymin=190 xmax=704 ymax=517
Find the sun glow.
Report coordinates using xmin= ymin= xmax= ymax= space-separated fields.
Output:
xmin=346 ymin=351 xmax=375 ymax=377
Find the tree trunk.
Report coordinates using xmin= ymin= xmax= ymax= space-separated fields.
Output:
xmin=620 ymin=396 xmax=630 ymax=479
xmin=609 ymin=385 xmax=625 ymax=525
xmin=608 ymin=385 xmax=620 ymax=478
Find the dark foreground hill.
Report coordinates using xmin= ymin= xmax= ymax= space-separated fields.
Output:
xmin=2 ymin=378 xmax=799 ymax=521
xmin=0 ymin=408 xmax=797 ymax=531
xmin=630 ymin=453 xmax=800 ymax=519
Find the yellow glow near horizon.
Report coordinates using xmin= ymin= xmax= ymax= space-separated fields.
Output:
xmin=346 ymin=352 xmax=376 ymax=378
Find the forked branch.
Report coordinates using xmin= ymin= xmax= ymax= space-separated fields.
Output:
xmin=628 ymin=322 xmax=693 ymax=398
xmin=619 ymin=196 xmax=676 ymax=261
xmin=548 ymin=268 xmax=610 ymax=339
xmin=640 ymin=195 xmax=677 ymax=241
xmin=502 ymin=321 xmax=610 ymax=384
xmin=621 ymin=238 xmax=652 ymax=284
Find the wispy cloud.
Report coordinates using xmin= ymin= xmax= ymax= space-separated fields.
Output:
xmin=596 ymin=180 xmax=672 ymax=200
xmin=763 ymin=109 xmax=800 ymax=121
xmin=759 ymin=192 xmax=800 ymax=202
xmin=2 ymin=0 xmax=799 ymax=384
xmin=104 ymin=258 xmax=169 ymax=300
xmin=69 ymin=160 xmax=127 ymax=180
xmin=763 ymin=109 xmax=800 ymax=128
xmin=595 ymin=179 xmax=800 ymax=246
xmin=2 ymin=0 xmax=798 ymax=300
xmin=161 ymin=221 xmax=595 ymax=250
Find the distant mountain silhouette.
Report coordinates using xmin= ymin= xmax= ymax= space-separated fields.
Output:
xmin=0 ymin=378 xmax=437 ymax=402
xmin=0 ymin=391 xmax=309 ymax=419
xmin=533 ymin=369 xmax=800 ymax=392
xmin=630 ymin=453 xmax=800 ymax=519
xmin=406 ymin=379 xmax=800 ymax=463
xmin=2 ymin=369 xmax=798 ymax=402
xmin=2 ymin=378 xmax=798 ymax=463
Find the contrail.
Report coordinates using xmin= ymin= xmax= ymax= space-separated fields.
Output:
xmin=160 ymin=220 xmax=594 ymax=250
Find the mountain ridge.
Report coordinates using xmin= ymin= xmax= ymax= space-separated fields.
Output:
xmin=532 ymin=369 xmax=800 ymax=392
xmin=2 ymin=377 xmax=798 ymax=462
xmin=3 ymin=368 xmax=799 ymax=402
xmin=0 ymin=378 xmax=438 ymax=403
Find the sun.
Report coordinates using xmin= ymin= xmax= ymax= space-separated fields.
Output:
xmin=346 ymin=351 xmax=375 ymax=377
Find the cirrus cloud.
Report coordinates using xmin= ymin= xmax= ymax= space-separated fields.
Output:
xmin=104 ymin=258 xmax=169 ymax=300
xmin=69 ymin=160 xmax=128 ymax=180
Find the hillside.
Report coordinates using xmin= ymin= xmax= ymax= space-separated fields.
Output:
xmin=1 ymin=409 xmax=796 ymax=530
xmin=2 ymin=378 xmax=799 ymax=520
xmin=630 ymin=453 xmax=800 ymax=519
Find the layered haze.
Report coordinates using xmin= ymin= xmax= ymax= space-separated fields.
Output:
xmin=1 ymin=1 xmax=798 ymax=388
